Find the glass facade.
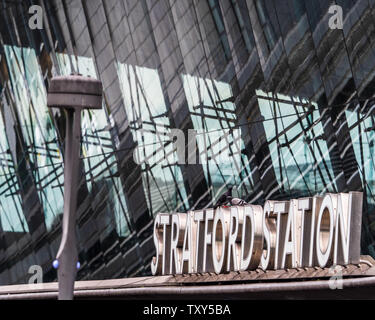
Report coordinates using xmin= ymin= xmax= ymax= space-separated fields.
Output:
xmin=0 ymin=0 xmax=375 ymax=285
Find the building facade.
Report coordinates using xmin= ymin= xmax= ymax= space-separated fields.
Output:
xmin=0 ymin=0 xmax=375 ymax=285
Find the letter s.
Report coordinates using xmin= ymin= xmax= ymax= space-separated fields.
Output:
xmin=151 ymin=214 xmax=162 ymax=275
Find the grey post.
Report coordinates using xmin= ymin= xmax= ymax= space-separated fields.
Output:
xmin=47 ymin=74 xmax=102 ymax=300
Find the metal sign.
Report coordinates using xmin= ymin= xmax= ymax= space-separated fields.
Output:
xmin=151 ymin=192 xmax=363 ymax=275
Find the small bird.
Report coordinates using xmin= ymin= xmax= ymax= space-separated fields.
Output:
xmin=213 ymin=187 xmax=232 ymax=208
xmin=213 ymin=187 xmax=248 ymax=208
xmin=229 ymin=197 xmax=248 ymax=206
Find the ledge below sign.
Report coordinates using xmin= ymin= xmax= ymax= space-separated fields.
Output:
xmin=150 ymin=192 xmax=363 ymax=276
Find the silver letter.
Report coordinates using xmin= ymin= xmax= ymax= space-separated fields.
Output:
xmin=170 ymin=214 xmax=181 ymax=274
xmin=333 ymin=192 xmax=363 ymax=265
xmin=227 ymin=207 xmax=239 ymax=271
xmin=181 ymin=212 xmax=194 ymax=273
xmin=298 ymin=198 xmax=313 ymax=267
xmin=151 ymin=214 xmax=162 ymax=275
xmin=260 ymin=201 xmax=277 ymax=270
xmin=280 ymin=200 xmax=298 ymax=269
xmin=316 ymin=194 xmax=336 ymax=268
xmin=212 ymin=207 xmax=226 ymax=274
xmin=309 ymin=196 xmax=323 ymax=267
xmin=203 ymin=209 xmax=214 ymax=272
xmin=240 ymin=205 xmax=263 ymax=270
xmin=194 ymin=210 xmax=204 ymax=272
xmin=160 ymin=214 xmax=171 ymax=275
xmin=273 ymin=201 xmax=289 ymax=270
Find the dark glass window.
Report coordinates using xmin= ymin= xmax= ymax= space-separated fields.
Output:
xmin=255 ymin=0 xmax=277 ymax=51
xmin=230 ymin=0 xmax=253 ymax=52
xmin=303 ymin=0 xmax=324 ymax=30
xmin=208 ymin=0 xmax=231 ymax=61
xmin=292 ymin=0 xmax=305 ymax=22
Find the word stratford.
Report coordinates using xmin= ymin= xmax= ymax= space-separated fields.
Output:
xmin=151 ymin=192 xmax=363 ymax=275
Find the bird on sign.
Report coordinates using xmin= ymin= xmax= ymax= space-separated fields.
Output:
xmin=213 ymin=187 xmax=248 ymax=208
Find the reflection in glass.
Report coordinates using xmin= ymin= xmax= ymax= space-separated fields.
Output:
xmin=0 ymin=103 xmax=28 ymax=232
xmin=182 ymin=74 xmax=253 ymax=203
xmin=345 ymin=106 xmax=375 ymax=229
xmin=4 ymin=46 xmax=63 ymax=231
xmin=208 ymin=0 xmax=231 ymax=60
xmin=255 ymin=0 xmax=277 ymax=50
xmin=117 ymin=63 xmax=189 ymax=214
xmin=56 ymin=54 xmax=131 ymax=237
xmin=257 ymin=89 xmax=337 ymax=197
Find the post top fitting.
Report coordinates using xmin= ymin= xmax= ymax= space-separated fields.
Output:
xmin=47 ymin=74 xmax=103 ymax=110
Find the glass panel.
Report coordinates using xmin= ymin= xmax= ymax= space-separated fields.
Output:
xmin=117 ymin=63 xmax=189 ymax=214
xmin=56 ymin=53 xmax=131 ymax=237
xmin=4 ymin=45 xmax=64 ymax=231
xmin=182 ymin=74 xmax=254 ymax=203
xmin=208 ymin=0 xmax=231 ymax=60
xmin=336 ymin=0 xmax=375 ymax=100
xmin=231 ymin=0 xmax=253 ymax=52
xmin=345 ymin=106 xmax=375 ymax=234
xmin=0 ymin=100 xmax=28 ymax=232
xmin=257 ymin=89 xmax=337 ymax=196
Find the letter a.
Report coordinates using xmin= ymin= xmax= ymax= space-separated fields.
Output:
xmin=29 ymin=5 xmax=43 ymax=30
xmin=328 ymin=5 xmax=343 ymax=30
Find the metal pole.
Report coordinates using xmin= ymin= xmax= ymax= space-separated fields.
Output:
xmin=55 ymin=109 xmax=81 ymax=300
xmin=47 ymin=74 xmax=102 ymax=300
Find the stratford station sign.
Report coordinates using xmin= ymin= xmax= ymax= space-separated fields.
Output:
xmin=151 ymin=192 xmax=363 ymax=275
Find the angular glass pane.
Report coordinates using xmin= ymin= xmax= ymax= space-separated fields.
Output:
xmin=257 ymin=89 xmax=337 ymax=196
xmin=345 ymin=107 xmax=375 ymax=226
xmin=0 ymin=100 xmax=28 ymax=232
xmin=56 ymin=53 xmax=131 ymax=237
xmin=182 ymin=74 xmax=254 ymax=202
xmin=117 ymin=63 xmax=189 ymax=214
xmin=4 ymin=45 xmax=64 ymax=231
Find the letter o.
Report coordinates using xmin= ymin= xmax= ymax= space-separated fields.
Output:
xmin=316 ymin=195 xmax=335 ymax=267
xmin=212 ymin=208 xmax=226 ymax=274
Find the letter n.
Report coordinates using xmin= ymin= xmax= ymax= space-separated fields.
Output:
xmin=169 ymin=129 xmax=185 ymax=164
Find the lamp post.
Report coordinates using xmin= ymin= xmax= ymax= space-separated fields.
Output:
xmin=47 ymin=74 xmax=102 ymax=300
